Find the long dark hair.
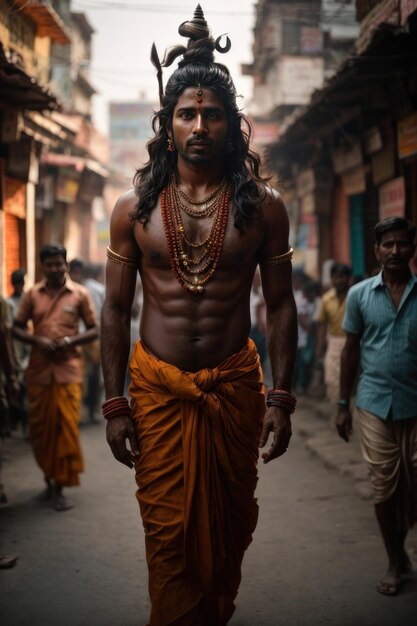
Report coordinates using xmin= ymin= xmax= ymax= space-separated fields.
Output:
xmin=131 ymin=7 xmax=269 ymax=230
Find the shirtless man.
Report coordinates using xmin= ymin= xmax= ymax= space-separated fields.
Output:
xmin=101 ymin=7 xmax=297 ymax=625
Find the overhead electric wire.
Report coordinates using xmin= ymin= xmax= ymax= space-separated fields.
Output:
xmin=72 ymin=1 xmax=254 ymax=16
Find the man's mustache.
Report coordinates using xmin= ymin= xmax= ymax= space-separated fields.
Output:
xmin=187 ymin=138 xmax=213 ymax=147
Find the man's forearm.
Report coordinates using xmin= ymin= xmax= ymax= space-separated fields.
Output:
xmin=340 ymin=345 xmax=359 ymax=401
xmin=101 ymin=302 xmax=131 ymax=399
xmin=12 ymin=324 xmax=37 ymax=345
xmin=266 ymin=299 xmax=297 ymax=390
xmin=70 ymin=327 xmax=98 ymax=347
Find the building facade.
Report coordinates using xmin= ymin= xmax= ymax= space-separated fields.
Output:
xmin=0 ymin=1 xmax=109 ymax=294
xmin=267 ymin=0 xmax=417 ymax=278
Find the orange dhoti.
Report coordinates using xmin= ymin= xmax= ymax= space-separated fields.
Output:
xmin=27 ymin=382 xmax=84 ymax=486
xmin=129 ymin=340 xmax=266 ymax=626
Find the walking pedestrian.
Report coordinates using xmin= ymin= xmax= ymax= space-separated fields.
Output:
xmin=0 ymin=295 xmax=15 ymax=488
xmin=293 ymin=278 xmax=320 ymax=393
xmin=0 ymin=295 xmax=19 ymax=569
xmin=316 ymin=262 xmax=352 ymax=404
xmin=12 ymin=244 xmax=97 ymax=511
xmin=7 ymin=269 xmax=30 ymax=432
xmin=82 ymin=263 xmax=105 ymax=423
xmin=336 ymin=216 xmax=417 ymax=596
xmin=101 ymin=7 xmax=297 ymax=625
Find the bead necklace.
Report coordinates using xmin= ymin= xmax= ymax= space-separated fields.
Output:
xmin=176 ymin=176 xmax=226 ymax=205
xmin=173 ymin=177 xmax=227 ymax=218
xmin=174 ymin=190 xmax=222 ymax=218
xmin=161 ymin=175 xmax=231 ymax=294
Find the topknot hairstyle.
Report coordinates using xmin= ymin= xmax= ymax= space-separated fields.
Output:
xmin=132 ymin=5 xmax=269 ymax=230
xmin=151 ymin=4 xmax=231 ymax=105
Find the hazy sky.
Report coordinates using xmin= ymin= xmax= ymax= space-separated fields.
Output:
xmin=71 ymin=1 xmax=257 ymax=134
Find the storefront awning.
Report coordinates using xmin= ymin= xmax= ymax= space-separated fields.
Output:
xmin=41 ymin=152 xmax=109 ymax=179
xmin=269 ymin=25 xmax=417 ymax=161
xmin=0 ymin=43 xmax=59 ymax=111
xmin=12 ymin=1 xmax=71 ymax=44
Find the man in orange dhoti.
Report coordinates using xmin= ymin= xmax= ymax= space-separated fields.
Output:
xmin=101 ymin=7 xmax=297 ymax=625
xmin=130 ymin=340 xmax=265 ymax=625
xmin=13 ymin=244 xmax=97 ymax=511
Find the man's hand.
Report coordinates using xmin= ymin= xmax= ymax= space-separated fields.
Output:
xmin=106 ymin=415 xmax=140 ymax=469
xmin=34 ymin=336 xmax=57 ymax=354
xmin=55 ymin=337 xmax=72 ymax=351
xmin=336 ymin=407 xmax=353 ymax=442
xmin=259 ymin=406 xmax=292 ymax=464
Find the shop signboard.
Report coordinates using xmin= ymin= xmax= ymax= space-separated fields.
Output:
xmin=363 ymin=126 xmax=383 ymax=155
xmin=379 ymin=176 xmax=405 ymax=220
xmin=342 ymin=165 xmax=366 ymax=196
xmin=300 ymin=27 xmax=323 ymax=54
xmin=277 ymin=56 xmax=324 ymax=106
xmin=397 ymin=111 xmax=417 ymax=159
xmin=332 ymin=142 xmax=362 ymax=174
xmin=56 ymin=167 xmax=80 ymax=204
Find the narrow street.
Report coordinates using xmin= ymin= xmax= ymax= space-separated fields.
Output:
xmin=1 ymin=401 xmax=416 ymax=626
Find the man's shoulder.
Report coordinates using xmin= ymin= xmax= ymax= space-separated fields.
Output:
xmin=349 ymin=275 xmax=379 ymax=297
xmin=112 ymin=188 xmax=137 ymax=217
xmin=66 ymin=278 xmax=90 ymax=299
xmin=259 ymin=185 xmax=284 ymax=210
xmin=258 ymin=185 xmax=288 ymax=229
xmin=346 ymin=276 xmax=380 ymax=310
xmin=29 ymin=281 xmax=45 ymax=295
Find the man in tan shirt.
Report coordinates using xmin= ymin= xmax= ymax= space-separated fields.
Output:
xmin=316 ymin=262 xmax=352 ymax=404
xmin=13 ymin=244 xmax=97 ymax=511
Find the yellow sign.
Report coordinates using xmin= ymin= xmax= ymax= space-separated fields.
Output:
xmin=398 ymin=111 xmax=417 ymax=159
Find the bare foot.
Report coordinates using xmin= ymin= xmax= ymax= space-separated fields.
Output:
xmin=53 ymin=494 xmax=74 ymax=512
xmin=376 ymin=570 xmax=402 ymax=596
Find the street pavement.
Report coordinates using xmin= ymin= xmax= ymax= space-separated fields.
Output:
xmin=0 ymin=399 xmax=416 ymax=626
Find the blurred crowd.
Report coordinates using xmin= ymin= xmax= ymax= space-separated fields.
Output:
xmin=1 ymin=243 xmax=415 ymax=571
xmin=250 ymin=261 xmax=372 ymax=403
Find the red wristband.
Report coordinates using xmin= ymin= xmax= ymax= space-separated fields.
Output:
xmin=266 ymin=389 xmax=297 ymax=414
xmin=102 ymin=396 xmax=131 ymax=421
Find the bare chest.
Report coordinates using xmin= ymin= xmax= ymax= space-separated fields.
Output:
xmin=134 ymin=201 xmax=263 ymax=272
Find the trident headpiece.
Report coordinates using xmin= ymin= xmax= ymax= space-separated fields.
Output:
xmin=151 ymin=4 xmax=232 ymax=106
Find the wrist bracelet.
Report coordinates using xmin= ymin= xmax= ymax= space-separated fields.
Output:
xmin=102 ymin=396 xmax=131 ymax=421
xmin=266 ymin=389 xmax=297 ymax=414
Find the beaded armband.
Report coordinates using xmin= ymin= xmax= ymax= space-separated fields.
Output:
xmin=106 ymin=246 xmax=137 ymax=269
xmin=261 ymin=247 xmax=293 ymax=266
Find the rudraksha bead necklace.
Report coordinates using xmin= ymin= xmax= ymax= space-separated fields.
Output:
xmin=161 ymin=174 xmax=231 ymax=294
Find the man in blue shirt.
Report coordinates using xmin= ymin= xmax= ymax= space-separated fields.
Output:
xmin=337 ymin=216 xmax=417 ymax=596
